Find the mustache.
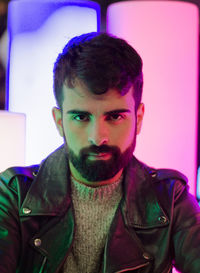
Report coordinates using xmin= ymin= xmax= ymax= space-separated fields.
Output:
xmin=80 ymin=145 xmax=120 ymax=155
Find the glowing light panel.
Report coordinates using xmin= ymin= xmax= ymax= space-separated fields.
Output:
xmin=0 ymin=111 xmax=26 ymax=172
xmin=8 ymin=0 xmax=100 ymax=165
xmin=107 ymin=1 xmax=199 ymax=196
xmin=197 ymin=166 xmax=200 ymax=203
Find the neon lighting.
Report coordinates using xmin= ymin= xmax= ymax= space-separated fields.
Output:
xmin=0 ymin=111 xmax=26 ymax=171
xmin=7 ymin=0 xmax=100 ymax=165
xmin=197 ymin=166 xmax=200 ymax=203
xmin=107 ymin=1 xmax=199 ymax=197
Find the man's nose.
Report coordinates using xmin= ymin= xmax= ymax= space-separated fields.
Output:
xmin=88 ymin=120 xmax=109 ymax=146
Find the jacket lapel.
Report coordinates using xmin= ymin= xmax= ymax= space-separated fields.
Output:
xmin=19 ymin=145 xmax=71 ymax=217
xmin=122 ymin=157 xmax=169 ymax=228
xmin=103 ymin=157 xmax=169 ymax=272
xmin=103 ymin=205 xmax=151 ymax=273
xmin=19 ymin=146 xmax=75 ymax=272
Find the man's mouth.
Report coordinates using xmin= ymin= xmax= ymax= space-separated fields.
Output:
xmin=87 ymin=152 xmax=112 ymax=161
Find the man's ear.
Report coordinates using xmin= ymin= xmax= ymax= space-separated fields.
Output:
xmin=136 ymin=103 xmax=145 ymax=135
xmin=52 ymin=107 xmax=64 ymax=137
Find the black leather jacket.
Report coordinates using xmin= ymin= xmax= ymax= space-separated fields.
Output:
xmin=0 ymin=146 xmax=200 ymax=273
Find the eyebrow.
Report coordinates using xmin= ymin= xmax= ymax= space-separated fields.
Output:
xmin=66 ymin=109 xmax=131 ymax=115
xmin=67 ymin=110 xmax=91 ymax=115
xmin=104 ymin=109 xmax=131 ymax=115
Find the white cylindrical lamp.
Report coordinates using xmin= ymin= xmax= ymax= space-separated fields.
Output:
xmin=0 ymin=111 xmax=26 ymax=172
xmin=107 ymin=1 xmax=199 ymax=196
xmin=7 ymin=0 xmax=100 ymax=165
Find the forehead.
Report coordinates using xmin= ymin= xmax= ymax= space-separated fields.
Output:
xmin=61 ymin=81 xmax=136 ymax=112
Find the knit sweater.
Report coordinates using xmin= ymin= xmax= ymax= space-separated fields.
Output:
xmin=63 ymin=176 xmax=123 ymax=273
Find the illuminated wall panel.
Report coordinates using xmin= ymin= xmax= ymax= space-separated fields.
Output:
xmin=107 ymin=1 xmax=199 ymax=196
xmin=0 ymin=111 xmax=25 ymax=172
xmin=8 ymin=0 xmax=100 ymax=165
xmin=197 ymin=166 xmax=200 ymax=202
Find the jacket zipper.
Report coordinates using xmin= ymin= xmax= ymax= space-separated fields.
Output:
xmin=115 ymin=262 xmax=149 ymax=272
xmin=166 ymin=264 xmax=173 ymax=273
xmin=38 ymin=256 xmax=47 ymax=273
xmin=115 ymin=262 xmax=173 ymax=273
xmin=56 ymin=206 xmax=76 ymax=273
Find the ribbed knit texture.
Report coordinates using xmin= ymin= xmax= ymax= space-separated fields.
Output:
xmin=63 ymin=175 xmax=123 ymax=273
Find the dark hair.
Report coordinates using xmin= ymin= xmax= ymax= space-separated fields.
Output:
xmin=53 ymin=32 xmax=143 ymax=110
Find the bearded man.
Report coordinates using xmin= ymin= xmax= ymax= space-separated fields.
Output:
xmin=0 ymin=32 xmax=200 ymax=273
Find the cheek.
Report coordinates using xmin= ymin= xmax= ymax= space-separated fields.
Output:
xmin=113 ymin=120 xmax=136 ymax=150
xmin=63 ymin=121 xmax=87 ymax=151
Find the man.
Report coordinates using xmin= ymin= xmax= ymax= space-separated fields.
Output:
xmin=0 ymin=32 xmax=200 ymax=273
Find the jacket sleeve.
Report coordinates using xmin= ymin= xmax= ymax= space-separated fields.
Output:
xmin=172 ymin=180 xmax=200 ymax=272
xmin=0 ymin=175 xmax=21 ymax=272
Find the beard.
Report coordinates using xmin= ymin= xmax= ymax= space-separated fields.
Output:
xmin=64 ymin=135 xmax=136 ymax=182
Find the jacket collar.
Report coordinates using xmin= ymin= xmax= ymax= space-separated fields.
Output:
xmin=21 ymin=145 xmax=168 ymax=228
xmin=20 ymin=145 xmax=71 ymax=216
xmin=122 ymin=157 xmax=168 ymax=228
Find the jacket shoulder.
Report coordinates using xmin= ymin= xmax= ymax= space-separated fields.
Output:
xmin=0 ymin=165 xmax=39 ymax=186
xmin=149 ymin=168 xmax=187 ymax=184
xmin=142 ymin=165 xmax=189 ymax=211
xmin=139 ymin=159 xmax=188 ymax=185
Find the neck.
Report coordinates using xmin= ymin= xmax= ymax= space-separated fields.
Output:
xmin=69 ymin=162 xmax=123 ymax=187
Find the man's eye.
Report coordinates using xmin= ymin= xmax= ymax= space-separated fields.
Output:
xmin=73 ymin=114 xmax=89 ymax=122
xmin=107 ymin=114 xmax=124 ymax=121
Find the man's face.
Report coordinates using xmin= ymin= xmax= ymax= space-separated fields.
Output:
xmin=53 ymin=80 xmax=144 ymax=184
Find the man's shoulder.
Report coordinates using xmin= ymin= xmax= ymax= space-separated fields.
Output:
xmin=135 ymin=158 xmax=188 ymax=185
xmin=0 ymin=165 xmax=39 ymax=203
xmin=147 ymin=166 xmax=187 ymax=184
xmin=137 ymin=161 xmax=189 ymax=201
xmin=0 ymin=165 xmax=39 ymax=186
xmin=135 ymin=160 xmax=190 ymax=206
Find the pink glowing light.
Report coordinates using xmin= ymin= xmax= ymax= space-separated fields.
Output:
xmin=107 ymin=1 xmax=199 ymax=198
